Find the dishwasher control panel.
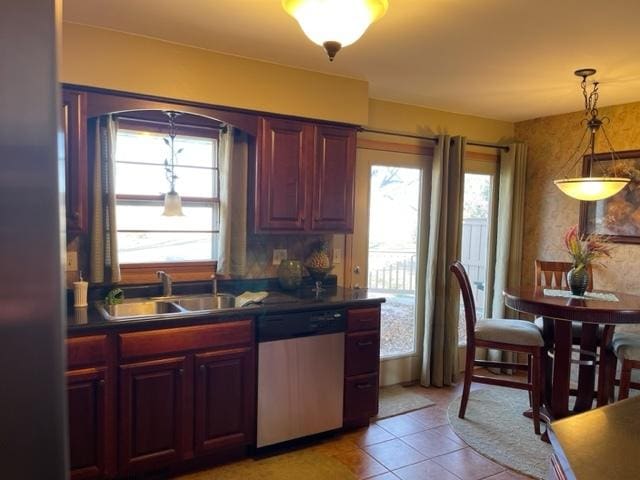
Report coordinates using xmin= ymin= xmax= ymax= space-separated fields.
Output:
xmin=257 ymin=309 xmax=346 ymax=342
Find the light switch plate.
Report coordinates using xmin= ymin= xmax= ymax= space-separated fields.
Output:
xmin=272 ymin=249 xmax=288 ymax=265
xmin=333 ymin=248 xmax=343 ymax=265
xmin=66 ymin=251 xmax=78 ymax=271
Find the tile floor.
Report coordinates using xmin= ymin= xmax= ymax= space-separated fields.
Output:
xmin=180 ymin=380 xmax=532 ymax=480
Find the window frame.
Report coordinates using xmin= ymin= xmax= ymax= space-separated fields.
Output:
xmin=114 ymin=117 xmax=222 ymax=283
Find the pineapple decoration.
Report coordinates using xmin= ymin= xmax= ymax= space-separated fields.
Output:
xmin=305 ymin=241 xmax=333 ymax=293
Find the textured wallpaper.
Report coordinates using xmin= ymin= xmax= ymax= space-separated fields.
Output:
xmin=515 ymin=101 xmax=640 ymax=294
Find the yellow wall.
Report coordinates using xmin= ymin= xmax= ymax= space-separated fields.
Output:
xmin=515 ymin=101 xmax=640 ymax=294
xmin=61 ymin=23 xmax=369 ymax=125
xmin=368 ymin=98 xmax=514 ymax=143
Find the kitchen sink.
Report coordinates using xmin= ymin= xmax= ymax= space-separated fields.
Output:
xmin=98 ymin=299 xmax=186 ymax=320
xmin=173 ymin=294 xmax=235 ymax=311
xmin=97 ymin=294 xmax=237 ymax=321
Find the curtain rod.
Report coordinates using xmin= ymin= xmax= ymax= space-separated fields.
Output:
xmin=359 ymin=127 xmax=509 ymax=151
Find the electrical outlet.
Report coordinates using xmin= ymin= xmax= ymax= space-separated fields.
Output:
xmin=272 ymin=249 xmax=288 ymax=265
xmin=333 ymin=248 xmax=343 ymax=265
xmin=66 ymin=251 xmax=78 ymax=271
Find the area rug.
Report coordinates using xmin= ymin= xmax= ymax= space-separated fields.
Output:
xmin=376 ymin=384 xmax=435 ymax=419
xmin=448 ymin=388 xmax=552 ymax=479
xmin=175 ymin=450 xmax=357 ymax=480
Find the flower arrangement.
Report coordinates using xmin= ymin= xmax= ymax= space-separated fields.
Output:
xmin=563 ymin=224 xmax=612 ymax=271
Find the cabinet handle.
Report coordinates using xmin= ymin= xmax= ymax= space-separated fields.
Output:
xmin=200 ymin=365 xmax=206 ymax=372
xmin=178 ymin=369 xmax=184 ymax=376
xmin=357 ymin=340 xmax=373 ymax=347
xmin=98 ymin=379 xmax=105 ymax=389
xmin=356 ymin=383 xmax=373 ymax=390
xmin=72 ymin=211 xmax=80 ymax=219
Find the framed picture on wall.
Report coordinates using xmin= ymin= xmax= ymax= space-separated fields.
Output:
xmin=579 ymin=149 xmax=640 ymax=244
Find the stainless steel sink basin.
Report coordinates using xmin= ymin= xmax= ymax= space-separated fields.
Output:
xmin=97 ymin=299 xmax=186 ymax=321
xmin=97 ymin=293 xmax=236 ymax=321
xmin=173 ymin=294 xmax=235 ymax=311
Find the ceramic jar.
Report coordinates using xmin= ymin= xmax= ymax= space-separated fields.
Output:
xmin=278 ymin=259 xmax=302 ymax=290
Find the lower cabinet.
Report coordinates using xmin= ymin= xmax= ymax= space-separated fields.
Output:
xmin=67 ymin=368 xmax=107 ymax=480
xmin=119 ymin=356 xmax=189 ymax=474
xmin=117 ymin=320 xmax=255 ymax=475
xmin=194 ymin=347 xmax=255 ymax=454
xmin=343 ymin=307 xmax=381 ymax=426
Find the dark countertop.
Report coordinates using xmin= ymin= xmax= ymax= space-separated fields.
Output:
xmin=549 ymin=395 xmax=640 ymax=480
xmin=67 ymin=286 xmax=385 ymax=334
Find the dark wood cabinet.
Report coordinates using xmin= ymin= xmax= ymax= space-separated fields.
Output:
xmin=61 ymin=89 xmax=88 ymax=235
xmin=343 ymin=307 xmax=381 ymax=427
xmin=67 ymin=368 xmax=106 ymax=480
xmin=117 ymin=319 xmax=255 ymax=474
xmin=255 ymin=116 xmax=356 ymax=233
xmin=119 ymin=356 xmax=189 ymax=474
xmin=194 ymin=346 xmax=255 ymax=454
xmin=257 ymin=117 xmax=313 ymax=231
xmin=312 ymin=125 xmax=356 ymax=232
xmin=66 ymin=334 xmax=115 ymax=480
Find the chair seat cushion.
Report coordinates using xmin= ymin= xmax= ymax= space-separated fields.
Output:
xmin=534 ymin=317 xmax=604 ymax=341
xmin=612 ymin=332 xmax=640 ymax=361
xmin=475 ymin=319 xmax=544 ymax=347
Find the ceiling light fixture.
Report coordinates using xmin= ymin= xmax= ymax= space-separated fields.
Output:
xmin=162 ymin=111 xmax=185 ymax=216
xmin=282 ymin=0 xmax=389 ymax=61
xmin=554 ymin=69 xmax=630 ymax=201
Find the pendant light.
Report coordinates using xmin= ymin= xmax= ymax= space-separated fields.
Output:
xmin=162 ymin=111 xmax=185 ymax=216
xmin=554 ymin=69 xmax=630 ymax=201
xmin=282 ymin=0 xmax=389 ymax=61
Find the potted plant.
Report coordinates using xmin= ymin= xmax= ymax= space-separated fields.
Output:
xmin=563 ymin=224 xmax=612 ymax=296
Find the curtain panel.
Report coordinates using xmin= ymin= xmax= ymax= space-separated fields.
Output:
xmin=90 ymin=115 xmax=121 ymax=284
xmin=421 ymin=135 xmax=466 ymax=387
xmin=217 ymin=127 xmax=248 ymax=277
xmin=488 ymin=142 xmax=528 ymax=370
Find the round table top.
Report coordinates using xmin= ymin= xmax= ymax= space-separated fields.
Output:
xmin=503 ymin=287 xmax=640 ymax=324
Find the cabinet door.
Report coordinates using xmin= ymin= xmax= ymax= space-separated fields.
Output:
xmin=312 ymin=125 xmax=356 ymax=232
xmin=194 ymin=347 xmax=255 ymax=454
xmin=119 ymin=356 xmax=188 ymax=474
xmin=257 ymin=117 xmax=313 ymax=231
xmin=67 ymin=368 xmax=106 ymax=480
xmin=344 ymin=372 xmax=379 ymax=422
xmin=61 ymin=89 xmax=88 ymax=235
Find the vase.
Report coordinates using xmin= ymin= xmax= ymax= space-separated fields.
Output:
xmin=567 ymin=266 xmax=589 ymax=296
xmin=277 ymin=260 xmax=302 ymax=290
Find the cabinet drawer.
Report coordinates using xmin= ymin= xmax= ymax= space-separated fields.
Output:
xmin=344 ymin=373 xmax=379 ymax=421
xmin=119 ymin=319 xmax=253 ymax=360
xmin=67 ymin=335 xmax=108 ymax=369
xmin=345 ymin=331 xmax=380 ymax=377
xmin=347 ymin=308 xmax=380 ymax=333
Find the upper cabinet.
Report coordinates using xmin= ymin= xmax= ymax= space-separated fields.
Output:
xmin=62 ymin=89 xmax=89 ymax=235
xmin=255 ymin=117 xmax=356 ymax=234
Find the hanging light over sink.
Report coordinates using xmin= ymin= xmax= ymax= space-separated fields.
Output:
xmin=162 ymin=111 xmax=185 ymax=216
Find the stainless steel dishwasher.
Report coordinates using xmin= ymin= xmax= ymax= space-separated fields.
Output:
xmin=256 ymin=309 xmax=346 ymax=448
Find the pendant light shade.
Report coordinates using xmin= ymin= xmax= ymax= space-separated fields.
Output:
xmin=162 ymin=190 xmax=184 ymax=216
xmin=553 ymin=177 xmax=629 ymax=202
xmin=554 ymin=69 xmax=630 ymax=201
xmin=282 ymin=0 xmax=388 ymax=61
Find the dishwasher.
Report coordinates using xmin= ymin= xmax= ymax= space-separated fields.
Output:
xmin=256 ymin=308 xmax=346 ymax=448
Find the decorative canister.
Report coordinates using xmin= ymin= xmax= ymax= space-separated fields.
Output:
xmin=278 ymin=259 xmax=303 ymax=290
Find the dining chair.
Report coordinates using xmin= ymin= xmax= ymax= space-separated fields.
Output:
xmin=611 ymin=331 xmax=640 ymax=400
xmin=450 ymin=261 xmax=544 ymax=434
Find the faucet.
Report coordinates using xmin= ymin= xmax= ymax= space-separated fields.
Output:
xmin=156 ymin=271 xmax=173 ymax=297
xmin=211 ymin=263 xmax=218 ymax=297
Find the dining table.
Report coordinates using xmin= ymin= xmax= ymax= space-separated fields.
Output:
xmin=503 ymin=286 xmax=640 ymax=430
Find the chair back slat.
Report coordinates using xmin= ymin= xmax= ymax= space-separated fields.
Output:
xmin=449 ymin=261 xmax=477 ymax=344
xmin=534 ymin=260 xmax=593 ymax=291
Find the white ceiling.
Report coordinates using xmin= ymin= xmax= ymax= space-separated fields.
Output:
xmin=63 ymin=0 xmax=640 ymax=122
